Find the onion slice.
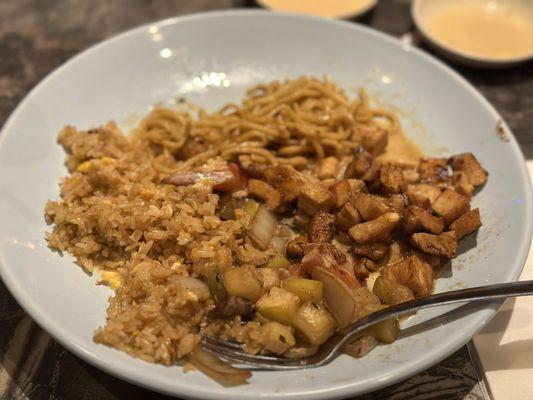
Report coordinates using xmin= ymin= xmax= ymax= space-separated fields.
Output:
xmin=312 ymin=266 xmax=360 ymax=329
xmin=247 ymin=205 xmax=277 ymax=250
xmin=188 ymin=347 xmax=252 ymax=386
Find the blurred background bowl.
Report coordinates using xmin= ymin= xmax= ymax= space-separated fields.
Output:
xmin=256 ymin=0 xmax=377 ymax=20
xmin=412 ymin=0 xmax=533 ymax=67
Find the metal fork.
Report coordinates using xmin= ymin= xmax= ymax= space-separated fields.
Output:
xmin=201 ymin=280 xmax=533 ymax=370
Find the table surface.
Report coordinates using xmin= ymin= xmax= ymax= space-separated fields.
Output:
xmin=0 ymin=1 xmax=531 ymax=399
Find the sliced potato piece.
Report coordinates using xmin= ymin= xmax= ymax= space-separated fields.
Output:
xmin=256 ymin=287 xmax=301 ymax=325
xmin=292 ymin=302 xmax=336 ymax=346
xmin=282 ymin=278 xmax=324 ymax=302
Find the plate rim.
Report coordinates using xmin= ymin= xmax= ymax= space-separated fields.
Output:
xmin=0 ymin=9 xmax=531 ymax=400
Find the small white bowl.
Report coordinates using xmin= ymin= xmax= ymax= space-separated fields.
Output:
xmin=257 ymin=0 xmax=377 ymax=20
xmin=412 ymin=0 xmax=533 ymax=67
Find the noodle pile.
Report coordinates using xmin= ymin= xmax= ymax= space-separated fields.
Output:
xmin=138 ymin=76 xmax=399 ymax=174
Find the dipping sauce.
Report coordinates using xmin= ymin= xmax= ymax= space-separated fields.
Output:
xmin=259 ymin=0 xmax=374 ymax=18
xmin=425 ymin=2 xmax=533 ymax=58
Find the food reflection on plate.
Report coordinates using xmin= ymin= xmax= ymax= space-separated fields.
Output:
xmin=44 ymin=77 xmax=487 ymax=385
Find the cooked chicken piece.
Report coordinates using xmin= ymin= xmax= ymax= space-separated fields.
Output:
xmin=418 ymin=157 xmax=449 ymax=184
xmin=335 ymin=202 xmax=361 ymax=232
xmin=417 ymin=252 xmax=442 ymax=268
xmin=285 ymin=235 xmax=308 ymax=259
xmin=387 ymin=241 xmax=411 ymax=265
xmin=356 ymin=257 xmax=379 ymax=272
xmin=449 ymin=153 xmax=488 ymax=188
xmin=432 ymin=189 xmax=470 ymax=225
xmin=302 ymin=244 xmax=360 ymax=287
xmin=353 ymin=259 xmax=371 ymax=279
xmin=404 ymin=205 xmax=444 ymax=234
xmin=248 ymin=179 xmax=282 ymax=210
xmin=298 ymin=185 xmax=334 ymax=215
xmin=219 ymin=296 xmax=253 ymax=318
xmin=308 ymin=211 xmax=336 ymax=243
xmin=353 ymin=243 xmax=389 ymax=262
xmin=402 ymin=168 xmax=420 ymax=184
xmin=348 ymin=212 xmax=401 ymax=244
xmin=378 ymin=163 xmax=405 ymax=194
xmin=381 ymin=194 xmax=408 ymax=216
xmin=316 ymin=156 xmax=340 ymax=179
xmin=407 ymin=193 xmax=431 ymax=209
xmin=347 ymin=178 xmax=366 ymax=192
xmin=451 ymin=171 xmax=475 ymax=197
xmin=449 ymin=208 xmax=482 ymax=239
xmin=237 ymin=155 xmax=267 ymax=179
xmin=301 ymin=243 xmax=347 ymax=273
xmin=352 ymin=193 xmax=392 ymax=221
xmin=330 ymin=179 xmax=352 ymax=208
xmin=410 ymin=231 xmax=457 ymax=259
xmin=176 ymin=138 xmax=209 ymax=161
xmin=344 ymin=149 xmax=374 ymax=179
xmin=264 ymin=163 xmax=308 ymax=201
xmin=381 ymin=255 xmax=433 ymax=297
xmin=352 ymin=125 xmax=388 ymax=156
xmin=406 ymin=184 xmax=442 ymax=206
xmin=293 ymin=210 xmax=310 ymax=230
xmin=166 ymin=162 xmax=246 ymax=192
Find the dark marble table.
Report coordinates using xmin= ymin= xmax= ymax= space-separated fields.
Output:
xmin=1 ymin=1 xmax=531 ymax=399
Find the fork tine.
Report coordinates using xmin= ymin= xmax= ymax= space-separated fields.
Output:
xmin=200 ymin=340 xmax=309 ymax=370
xmin=201 ymin=335 xmax=244 ymax=350
xmin=201 ymin=336 xmax=287 ymax=361
xmin=201 ymin=343 xmax=270 ymax=368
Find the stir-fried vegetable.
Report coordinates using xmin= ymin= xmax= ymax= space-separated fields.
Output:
xmin=311 ymin=266 xmax=360 ymax=329
xmin=188 ymin=347 xmax=251 ymax=386
xmin=362 ymin=304 xmax=400 ymax=343
xmin=261 ymin=322 xmax=296 ymax=354
xmin=282 ymin=278 xmax=324 ymax=303
xmin=223 ymin=268 xmax=262 ymax=302
xmin=292 ymin=302 xmax=336 ymax=346
xmin=207 ymin=271 xmax=228 ymax=305
xmin=266 ymin=254 xmax=291 ymax=269
xmin=373 ymin=276 xmax=414 ymax=305
xmin=341 ymin=332 xmax=378 ymax=358
xmin=243 ymin=198 xmax=260 ymax=219
xmin=247 ymin=205 xmax=277 ymax=250
xmin=256 ymin=287 xmax=301 ymax=325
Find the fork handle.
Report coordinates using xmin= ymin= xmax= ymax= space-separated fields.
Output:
xmin=340 ymin=279 xmax=533 ymax=348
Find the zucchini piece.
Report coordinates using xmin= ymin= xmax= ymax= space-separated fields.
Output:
xmin=207 ymin=271 xmax=228 ymax=305
xmin=223 ymin=268 xmax=262 ymax=302
xmin=373 ymin=276 xmax=415 ymax=305
xmin=256 ymin=287 xmax=301 ymax=325
xmin=292 ymin=302 xmax=336 ymax=346
xmin=261 ymin=322 xmax=296 ymax=354
xmin=363 ymin=304 xmax=399 ymax=344
xmin=282 ymin=278 xmax=324 ymax=303
xmin=266 ymin=254 xmax=291 ymax=269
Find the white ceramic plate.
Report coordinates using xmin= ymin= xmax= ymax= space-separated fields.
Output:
xmin=0 ymin=10 xmax=531 ymax=400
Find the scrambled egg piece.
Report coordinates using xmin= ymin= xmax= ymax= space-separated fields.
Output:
xmin=98 ymin=270 xmax=121 ymax=289
xmin=76 ymin=157 xmax=115 ymax=173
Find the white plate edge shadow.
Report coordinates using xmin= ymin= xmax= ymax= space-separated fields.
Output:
xmin=0 ymin=9 xmax=532 ymax=400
